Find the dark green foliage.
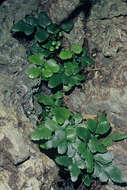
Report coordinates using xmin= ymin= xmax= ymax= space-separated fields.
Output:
xmin=61 ymin=20 xmax=74 ymax=33
xmin=101 ymin=132 xmax=127 ymax=146
xmin=12 ymin=20 xmax=34 ymax=35
xmin=31 ymin=112 xmax=126 ymax=186
xmin=27 ymin=44 xmax=92 ymax=92
xmin=12 ymin=12 xmax=63 ymax=55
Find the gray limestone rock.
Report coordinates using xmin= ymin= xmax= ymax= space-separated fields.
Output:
xmin=64 ymin=0 xmax=127 ymax=189
xmin=89 ymin=0 xmax=127 ymax=20
xmin=0 ymin=183 xmax=12 ymax=190
xmin=66 ymin=5 xmax=127 ymax=130
xmin=44 ymin=0 xmax=80 ymax=24
xmin=0 ymin=0 xmax=58 ymax=190
xmin=43 ymin=0 xmax=85 ymax=47
xmin=0 ymin=121 xmax=30 ymax=165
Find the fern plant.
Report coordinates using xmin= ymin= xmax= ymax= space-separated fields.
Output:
xmin=12 ymin=11 xmax=127 ymax=188
xmin=31 ymin=110 xmax=127 ymax=187
xmin=12 ymin=11 xmax=74 ymax=56
xmin=27 ymin=44 xmax=94 ymax=92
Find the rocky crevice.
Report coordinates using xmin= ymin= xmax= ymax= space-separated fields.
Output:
xmin=1 ymin=0 xmax=127 ymax=190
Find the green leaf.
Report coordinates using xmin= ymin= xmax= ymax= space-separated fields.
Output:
xmin=54 ymin=99 xmax=62 ymax=107
xmin=44 ymin=119 xmax=58 ymax=132
xmin=23 ymin=23 xmax=34 ymax=35
xmin=12 ymin=20 xmax=25 ymax=32
xmin=28 ymin=54 xmax=45 ymax=66
xmin=76 ymin=127 xmax=91 ymax=142
xmin=88 ymin=136 xmax=107 ymax=153
xmin=40 ymin=139 xmax=54 ymax=149
xmin=80 ymin=56 xmax=88 ymax=68
xmin=30 ymin=43 xmax=42 ymax=54
xmin=55 ymin=156 xmax=72 ymax=167
xmin=72 ymin=45 xmax=82 ymax=54
xmin=69 ymin=164 xmax=81 ymax=182
xmin=35 ymin=27 xmax=49 ymax=43
xmin=96 ymin=120 xmax=110 ymax=135
xmin=83 ymin=56 xmax=95 ymax=66
xmin=46 ymin=59 xmax=60 ymax=73
xmin=59 ymin=50 xmax=73 ymax=60
xmin=111 ymin=132 xmax=127 ymax=141
xmin=12 ymin=20 xmax=34 ymax=35
xmin=66 ymin=127 xmax=76 ymax=142
xmin=48 ymin=73 xmax=62 ymax=88
xmin=93 ymin=162 xmax=109 ymax=182
xmin=38 ymin=11 xmax=51 ymax=28
xmin=61 ymin=74 xmax=70 ymax=84
xmin=98 ymin=114 xmax=107 ymax=122
xmin=52 ymin=129 xmax=66 ymax=147
xmin=37 ymin=94 xmax=54 ymax=106
xmin=77 ymin=141 xmax=87 ymax=158
xmin=45 ymin=140 xmax=54 ymax=149
xmin=87 ymin=119 xmax=97 ymax=133
xmin=30 ymin=128 xmax=52 ymax=140
xmin=52 ymin=91 xmax=63 ymax=99
xmin=42 ymin=68 xmax=53 ymax=78
xmin=64 ymin=62 xmax=80 ymax=76
xmin=104 ymin=164 xmax=125 ymax=183
xmin=47 ymin=23 xmax=59 ymax=34
xmin=49 ymin=46 xmax=55 ymax=52
xmin=61 ymin=20 xmax=74 ymax=33
xmin=40 ymin=142 xmax=49 ymax=149
xmin=28 ymin=67 xmax=41 ymax=79
xmin=61 ymin=120 xmax=70 ymax=128
xmin=42 ymin=41 xmax=52 ymax=49
xmin=52 ymin=107 xmax=71 ymax=124
xmin=63 ymin=84 xmax=73 ymax=92
xmin=82 ymin=48 xmax=87 ymax=56
xmin=25 ymin=15 xmax=38 ymax=26
xmin=67 ymin=143 xmax=76 ymax=157
xmin=85 ymin=149 xmax=94 ymax=173
xmin=94 ymin=152 xmax=114 ymax=165
xmin=73 ymin=153 xmax=86 ymax=169
xmin=58 ymin=141 xmax=67 ymax=154
xmin=30 ymin=44 xmax=51 ymax=56
xmin=101 ymin=130 xmax=127 ymax=146
xmin=73 ymin=114 xmax=82 ymax=124
xmin=101 ymin=136 xmax=113 ymax=146
xmin=70 ymin=74 xmax=84 ymax=84
xmin=83 ymin=174 xmax=91 ymax=187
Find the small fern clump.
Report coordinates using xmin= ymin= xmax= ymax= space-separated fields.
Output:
xmin=31 ymin=107 xmax=127 ymax=187
xmin=12 ymin=11 xmax=127 ymax=188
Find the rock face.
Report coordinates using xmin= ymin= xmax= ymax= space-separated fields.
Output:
xmin=0 ymin=114 xmax=30 ymax=165
xmin=43 ymin=0 xmax=85 ymax=47
xmin=0 ymin=0 xmax=58 ymax=190
xmin=66 ymin=0 xmax=127 ymax=129
xmin=1 ymin=0 xmax=127 ymax=189
xmin=65 ymin=0 xmax=127 ymax=189
xmin=43 ymin=0 xmax=80 ymax=23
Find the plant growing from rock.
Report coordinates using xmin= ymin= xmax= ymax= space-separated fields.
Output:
xmin=12 ymin=11 xmax=127 ymax=188
xmin=12 ymin=11 xmax=74 ymax=55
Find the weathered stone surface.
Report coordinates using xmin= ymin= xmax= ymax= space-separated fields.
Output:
xmin=66 ymin=2 xmax=127 ymax=129
xmin=64 ymin=0 xmax=127 ymax=189
xmin=43 ymin=0 xmax=84 ymax=47
xmin=89 ymin=0 xmax=127 ymax=20
xmin=0 ymin=0 xmax=58 ymax=190
xmin=0 ymin=110 xmax=30 ymax=165
xmin=0 ymin=183 xmax=12 ymax=190
xmin=44 ymin=0 xmax=80 ymax=23
xmin=105 ymin=140 xmax=127 ymax=190
xmin=64 ymin=12 xmax=85 ymax=47
xmin=22 ymin=178 xmax=40 ymax=190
